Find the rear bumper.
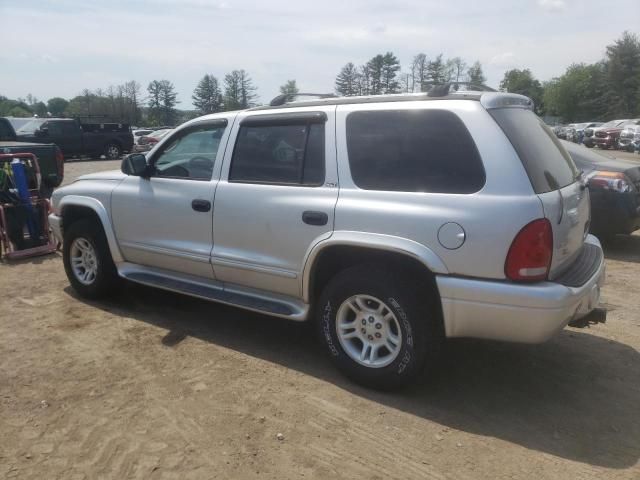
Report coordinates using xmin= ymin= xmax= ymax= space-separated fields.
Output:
xmin=437 ymin=235 xmax=605 ymax=343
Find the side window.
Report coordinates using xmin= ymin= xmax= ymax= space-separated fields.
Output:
xmin=152 ymin=125 xmax=225 ymax=180
xmin=346 ymin=110 xmax=486 ymax=193
xmin=44 ymin=121 xmax=61 ymax=136
xmin=229 ymin=122 xmax=325 ymax=186
xmin=61 ymin=122 xmax=78 ymax=135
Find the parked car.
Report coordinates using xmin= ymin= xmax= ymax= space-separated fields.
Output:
xmin=571 ymin=122 xmax=602 ymax=144
xmin=133 ymin=129 xmax=172 ymax=153
xmin=562 ymin=141 xmax=640 ymax=240
xmin=132 ymin=129 xmax=154 ymax=145
xmin=49 ymin=90 xmax=606 ymax=389
xmin=618 ymin=125 xmax=640 ymax=152
xmin=15 ymin=118 xmax=134 ymax=160
xmin=0 ymin=117 xmax=64 ymax=197
xmin=583 ymin=120 xmax=627 ymax=148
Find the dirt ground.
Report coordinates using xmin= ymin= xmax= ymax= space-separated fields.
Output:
xmin=1 ymin=158 xmax=639 ymax=479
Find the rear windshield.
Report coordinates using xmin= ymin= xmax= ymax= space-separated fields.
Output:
xmin=489 ymin=108 xmax=578 ymax=193
xmin=15 ymin=118 xmax=47 ymax=134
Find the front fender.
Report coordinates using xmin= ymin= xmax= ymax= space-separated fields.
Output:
xmin=301 ymin=231 xmax=449 ymax=303
xmin=58 ymin=195 xmax=124 ymax=263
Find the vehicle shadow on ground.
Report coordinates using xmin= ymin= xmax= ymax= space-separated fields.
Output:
xmin=76 ymin=283 xmax=640 ymax=470
xmin=602 ymin=234 xmax=640 ymax=263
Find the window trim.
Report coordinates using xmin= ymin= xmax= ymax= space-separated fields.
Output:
xmin=148 ymin=119 xmax=228 ymax=182
xmin=228 ymin=118 xmax=326 ymax=188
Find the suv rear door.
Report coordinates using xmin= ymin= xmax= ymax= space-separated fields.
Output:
xmin=211 ymin=106 xmax=338 ymax=297
xmin=489 ymin=107 xmax=590 ymax=277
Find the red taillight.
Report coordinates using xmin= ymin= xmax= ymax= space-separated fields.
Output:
xmin=505 ymin=219 xmax=553 ymax=282
xmin=55 ymin=146 xmax=64 ymax=176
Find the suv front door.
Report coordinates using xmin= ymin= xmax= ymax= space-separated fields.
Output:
xmin=111 ymin=118 xmax=232 ymax=279
xmin=212 ymin=107 xmax=338 ymax=297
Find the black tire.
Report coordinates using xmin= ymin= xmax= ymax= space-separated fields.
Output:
xmin=63 ymin=218 xmax=120 ymax=299
xmin=316 ymin=264 xmax=443 ymax=390
xmin=104 ymin=142 xmax=122 ymax=160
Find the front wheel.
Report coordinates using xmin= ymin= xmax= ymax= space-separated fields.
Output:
xmin=316 ymin=264 xmax=442 ymax=390
xmin=104 ymin=142 xmax=122 ymax=160
xmin=63 ymin=218 xmax=120 ymax=299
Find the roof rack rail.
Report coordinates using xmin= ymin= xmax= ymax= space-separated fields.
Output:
xmin=269 ymin=92 xmax=337 ymax=107
xmin=425 ymin=82 xmax=497 ymax=97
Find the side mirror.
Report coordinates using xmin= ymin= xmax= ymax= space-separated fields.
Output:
xmin=121 ymin=153 xmax=150 ymax=177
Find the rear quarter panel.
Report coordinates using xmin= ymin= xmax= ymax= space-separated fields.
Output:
xmin=334 ymin=100 xmax=544 ymax=280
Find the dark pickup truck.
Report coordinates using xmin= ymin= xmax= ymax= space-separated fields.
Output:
xmin=0 ymin=117 xmax=64 ymax=197
xmin=14 ymin=118 xmax=134 ymax=160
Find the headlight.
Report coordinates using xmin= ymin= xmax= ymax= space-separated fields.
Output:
xmin=586 ymin=171 xmax=634 ymax=193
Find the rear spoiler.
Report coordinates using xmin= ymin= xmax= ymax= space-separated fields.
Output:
xmin=481 ymin=93 xmax=534 ymax=111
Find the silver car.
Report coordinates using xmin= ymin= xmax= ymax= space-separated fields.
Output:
xmin=49 ymin=90 xmax=606 ymax=389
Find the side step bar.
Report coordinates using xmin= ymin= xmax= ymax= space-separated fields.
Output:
xmin=120 ymin=267 xmax=308 ymax=321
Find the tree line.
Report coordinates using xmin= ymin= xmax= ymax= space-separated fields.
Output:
xmin=1 ymin=31 xmax=637 ymax=125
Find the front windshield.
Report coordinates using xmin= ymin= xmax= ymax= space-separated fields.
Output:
xmin=16 ymin=118 xmax=47 ymax=134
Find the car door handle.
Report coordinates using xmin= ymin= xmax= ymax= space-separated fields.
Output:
xmin=302 ymin=210 xmax=328 ymax=226
xmin=191 ymin=199 xmax=211 ymax=212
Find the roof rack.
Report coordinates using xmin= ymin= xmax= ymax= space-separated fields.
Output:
xmin=425 ymin=82 xmax=497 ymax=97
xmin=269 ymin=92 xmax=337 ymax=107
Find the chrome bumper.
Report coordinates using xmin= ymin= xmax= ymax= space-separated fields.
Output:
xmin=437 ymin=235 xmax=606 ymax=344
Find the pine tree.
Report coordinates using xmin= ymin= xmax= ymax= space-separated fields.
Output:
xmin=427 ymin=54 xmax=451 ymax=85
xmin=335 ymin=63 xmax=360 ymax=96
xmin=224 ymin=70 xmax=257 ymax=110
xmin=381 ymin=52 xmax=401 ymax=94
xmin=192 ymin=74 xmax=223 ymax=114
xmin=358 ymin=64 xmax=371 ymax=95
xmin=147 ymin=80 xmax=178 ymax=125
xmin=449 ymin=57 xmax=467 ymax=83
xmin=467 ymin=61 xmax=487 ymax=86
xmin=279 ymin=80 xmax=299 ymax=97
xmin=366 ymin=54 xmax=385 ymax=95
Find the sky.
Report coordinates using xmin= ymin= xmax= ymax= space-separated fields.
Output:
xmin=1 ymin=0 xmax=638 ymax=109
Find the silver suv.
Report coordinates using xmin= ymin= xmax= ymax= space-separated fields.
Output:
xmin=49 ymin=90 xmax=606 ymax=389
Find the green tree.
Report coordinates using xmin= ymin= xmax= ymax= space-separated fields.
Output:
xmin=467 ymin=61 xmax=487 ymax=86
xmin=381 ymin=52 xmax=401 ymax=94
xmin=605 ymin=31 xmax=640 ymax=116
xmin=279 ymin=79 xmax=299 ymax=97
xmin=223 ymin=70 xmax=257 ymax=110
xmin=47 ymin=97 xmax=69 ymax=116
xmin=192 ymin=74 xmax=223 ymax=114
xmin=147 ymin=80 xmax=178 ymax=125
xmin=500 ymin=68 xmax=544 ymax=114
xmin=366 ymin=54 xmax=385 ymax=95
xmin=542 ymin=63 xmax=608 ymax=122
xmin=32 ymin=101 xmax=47 ymax=117
xmin=427 ymin=54 xmax=451 ymax=84
xmin=335 ymin=62 xmax=361 ymax=96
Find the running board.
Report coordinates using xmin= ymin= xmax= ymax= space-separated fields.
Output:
xmin=119 ymin=266 xmax=308 ymax=321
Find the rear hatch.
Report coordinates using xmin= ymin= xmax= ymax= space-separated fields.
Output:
xmin=489 ymin=107 xmax=590 ymax=279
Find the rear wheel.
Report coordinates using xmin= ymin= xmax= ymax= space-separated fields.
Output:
xmin=104 ymin=142 xmax=122 ymax=160
xmin=316 ymin=264 xmax=442 ymax=390
xmin=63 ymin=218 xmax=120 ymax=299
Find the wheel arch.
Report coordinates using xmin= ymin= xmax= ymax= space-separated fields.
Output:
xmin=302 ymin=232 xmax=448 ymax=305
xmin=59 ymin=195 xmax=123 ymax=263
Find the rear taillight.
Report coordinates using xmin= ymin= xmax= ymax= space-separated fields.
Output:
xmin=505 ymin=219 xmax=553 ymax=282
xmin=55 ymin=146 xmax=64 ymax=176
xmin=586 ymin=171 xmax=633 ymax=193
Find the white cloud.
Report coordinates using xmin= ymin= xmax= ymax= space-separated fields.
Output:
xmin=489 ymin=52 xmax=518 ymax=69
xmin=538 ymin=0 xmax=567 ymax=12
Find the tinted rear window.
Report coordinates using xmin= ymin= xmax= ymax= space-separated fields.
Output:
xmin=346 ymin=110 xmax=485 ymax=193
xmin=490 ymin=108 xmax=578 ymax=193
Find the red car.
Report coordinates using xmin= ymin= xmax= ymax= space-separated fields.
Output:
xmin=593 ymin=119 xmax=640 ymax=149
